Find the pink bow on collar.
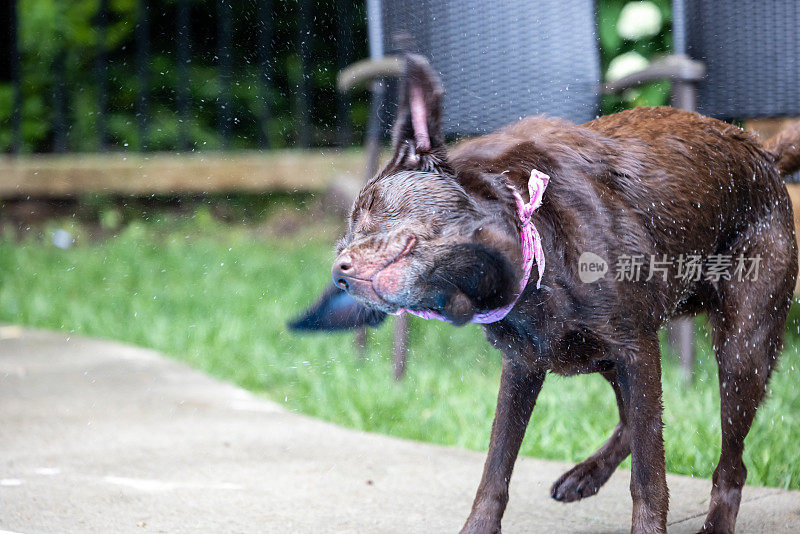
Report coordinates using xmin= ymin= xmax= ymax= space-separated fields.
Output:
xmin=393 ymin=169 xmax=549 ymax=324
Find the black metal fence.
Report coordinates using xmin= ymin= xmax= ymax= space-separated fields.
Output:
xmin=0 ymin=0 xmax=368 ymax=154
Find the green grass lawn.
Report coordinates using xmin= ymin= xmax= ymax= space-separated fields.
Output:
xmin=2 ymin=206 xmax=799 ymax=490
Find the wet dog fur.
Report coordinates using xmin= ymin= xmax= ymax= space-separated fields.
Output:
xmin=327 ymin=55 xmax=800 ymax=534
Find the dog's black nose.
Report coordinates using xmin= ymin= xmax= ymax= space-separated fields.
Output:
xmin=332 ymin=255 xmax=353 ymax=290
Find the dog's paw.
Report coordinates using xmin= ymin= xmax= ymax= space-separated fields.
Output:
xmin=550 ymin=458 xmax=614 ymax=502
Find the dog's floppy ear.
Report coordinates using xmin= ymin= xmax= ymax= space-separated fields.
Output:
xmin=288 ymin=284 xmax=387 ymax=332
xmin=392 ymin=54 xmax=445 ymax=153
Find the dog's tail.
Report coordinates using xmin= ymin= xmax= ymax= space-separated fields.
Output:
xmin=764 ymin=121 xmax=800 ymax=180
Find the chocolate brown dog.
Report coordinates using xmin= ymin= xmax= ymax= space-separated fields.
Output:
xmin=331 ymin=55 xmax=800 ymax=534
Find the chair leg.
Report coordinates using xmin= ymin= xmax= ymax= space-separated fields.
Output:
xmin=668 ymin=318 xmax=695 ymax=381
xmin=668 ymin=78 xmax=698 ymax=383
xmin=351 ymin=79 xmax=384 ymax=364
xmin=393 ymin=314 xmax=409 ymax=380
xmin=353 ymin=326 xmax=367 ymax=359
xmin=670 ymin=80 xmax=697 ymax=111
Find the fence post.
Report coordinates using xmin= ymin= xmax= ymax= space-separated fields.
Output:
xmin=94 ymin=0 xmax=109 ymax=151
xmin=217 ymin=0 xmax=233 ymax=149
xmin=177 ymin=0 xmax=192 ymax=151
xmin=53 ymin=47 xmax=68 ymax=153
xmin=336 ymin=0 xmax=353 ymax=147
xmin=296 ymin=0 xmax=312 ymax=148
xmin=136 ymin=0 xmax=151 ymax=150
xmin=257 ymin=0 xmax=273 ymax=149
xmin=5 ymin=0 xmax=23 ymax=153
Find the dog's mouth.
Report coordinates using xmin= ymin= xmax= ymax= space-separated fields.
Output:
xmin=340 ymin=276 xmax=398 ymax=311
xmin=340 ymin=236 xmax=417 ymax=311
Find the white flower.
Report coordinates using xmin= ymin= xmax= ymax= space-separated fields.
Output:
xmin=606 ymin=51 xmax=649 ymax=81
xmin=617 ymin=1 xmax=663 ymax=40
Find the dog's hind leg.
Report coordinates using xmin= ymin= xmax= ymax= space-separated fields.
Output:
xmin=550 ymin=366 xmax=631 ymax=502
xmin=700 ymin=221 xmax=796 ymax=533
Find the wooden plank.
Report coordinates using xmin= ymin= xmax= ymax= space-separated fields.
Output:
xmin=0 ymin=150 xmax=367 ymax=196
xmin=785 ymin=183 xmax=800 ymax=294
xmin=745 ymin=118 xmax=799 ymax=142
xmin=4 ymin=142 xmax=800 ymax=293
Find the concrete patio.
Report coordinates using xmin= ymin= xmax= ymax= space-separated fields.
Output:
xmin=1 ymin=326 xmax=798 ymax=533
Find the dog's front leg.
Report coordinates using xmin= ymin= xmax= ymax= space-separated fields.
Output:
xmin=461 ymin=357 xmax=545 ymax=534
xmin=619 ymin=333 xmax=669 ymax=534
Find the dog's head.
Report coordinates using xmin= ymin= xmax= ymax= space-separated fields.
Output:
xmin=332 ymin=55 xmax=522 ymax=325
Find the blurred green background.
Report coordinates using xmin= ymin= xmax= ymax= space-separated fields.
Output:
xmin=1 ymin=0 xmax=672 ymax=152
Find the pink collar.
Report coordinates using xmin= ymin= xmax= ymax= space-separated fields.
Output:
xmin=393 ymin=169 xmax=549 ymax=324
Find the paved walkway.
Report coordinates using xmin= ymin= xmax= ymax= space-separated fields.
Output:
xmin=1 ymin=326 xmax=798 ymax=533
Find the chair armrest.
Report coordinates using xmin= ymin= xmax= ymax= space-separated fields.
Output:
xmin=336 ymin=56 xmax=404 ymax=93
xmin=601 ymin=54 xmax=706 ymax=94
